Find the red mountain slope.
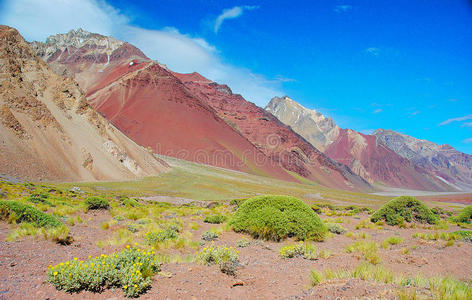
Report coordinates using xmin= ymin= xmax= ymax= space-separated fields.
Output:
xmin=266 ymin=96 xmax=455 ymax=191
xmin=324 ymin=129 xmax=451 ymax=191
xmin=33 ymin=29 xmax=370 ymax=190
xmin=32 ymin=30 xmax=292 ymax=180
xmin=173 ymin=72 xmax=371 ymax=190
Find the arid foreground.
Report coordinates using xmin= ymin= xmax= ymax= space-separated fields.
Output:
xmin=0 ymin=179 xmax=471 ymax=299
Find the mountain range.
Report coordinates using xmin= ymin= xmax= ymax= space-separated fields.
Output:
xmin=267 ymin=96 xmax=472 ymax=192
xmin=30 ymin=28 xmax=370 ymax=191
xmin=1 ymin=25 xmax=470 ymax=192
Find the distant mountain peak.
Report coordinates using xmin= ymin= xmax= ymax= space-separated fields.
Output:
xmin=373 ymin=129 xmax=472 ymax=191
xmin=266 ymin=96 xmax=339 ymax=151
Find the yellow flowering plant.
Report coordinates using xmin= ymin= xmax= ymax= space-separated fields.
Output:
xmin=196 ymin=241 xmax=239 ymax=275
xmin=47 ymin=246 xmax=160 ymax=297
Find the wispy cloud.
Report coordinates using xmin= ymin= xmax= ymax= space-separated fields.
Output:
xmin=373 ymin=108 xmax=383 ymax=114
xmin=334 ymin=5 xmax=353 ymax=13
xmin=0 ymin=0 xmax=280 ymax=107
xmin=274 ymin=75 xmax=296 ymax=83
xmin=365 ymin=47 xmax=380 ymax=56
xmin=463 ymin=138 xmax=472 ymax=144
xmin=439 ymin=114 xmax=472 ymax=126
xmin=461 ymin=122 xmax=472 ymax=128
xmin=214 ymin=5 xmax=258 ymax=34
xmin=409 ymin=111 xmax=420 ymax=116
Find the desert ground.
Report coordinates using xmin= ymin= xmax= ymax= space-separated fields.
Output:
xmin=0 ymin=157 xmax=471 ymax=299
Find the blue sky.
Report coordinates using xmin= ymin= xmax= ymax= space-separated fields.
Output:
xmin=1 ymin=0 xmax=471 ymax=153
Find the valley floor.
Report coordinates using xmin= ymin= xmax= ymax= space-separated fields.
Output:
xmin=1 ymin=203 xmax=471 ymax=299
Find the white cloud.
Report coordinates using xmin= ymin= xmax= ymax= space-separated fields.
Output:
xmin=334 ymin=5 xmax=353 ymax=13
xmin=214 ymin=5 xmax=259 ymax=34
xmin=439 ymin=114 xmax=472 ymax=126
xmin=463 ymin=138 xmax=472 ymax=144
xmin=365 ymin=47 xmax=380 ymax=56
xmin=0 ymin=0 xmax=282 ymax=106
xmin=0 ymin=0 xmax=127 ymax=41
xmin=373 ymin=108 xmax=383 ymax=114
xmin=274 ymin=75 xmax=296 ymax=83
xmin=409 ymin=111 xmax=420 ymax=116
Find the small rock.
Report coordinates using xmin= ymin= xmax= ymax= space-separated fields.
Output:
xmin=232 ymin=281 xmax=244 ymax=287
xmin=206 ymin=201 xmax=219 ymax=209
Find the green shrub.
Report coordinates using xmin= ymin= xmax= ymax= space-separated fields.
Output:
xmin=346 ymin=241 xmax=381 ymax=264
xmin=370 ymin=196 xmax=438 ymax=226
xmin=47 ymin=246 xmax=160 ymax=297
xmin=229 ymin=198 xmax=246 ymax=207
xmin=454 ymin=205 xmax=472 ymax=223
xmin=451 ymin=230 xmax=472 ymax=242
xmin=236 ymin=238 xmax=250 ymax=248
xmin=311 ymin=204 xmax=322 ymax=214
xmin=85 ymin=196 xmax=109 ymax=210
xmin=122 ymin=198 xmax=140 ymax=208
xmin=229 ymin=195 xmax=327 ymax=241
xmin=204 ymin=215 xmax=226 ymax=224
xmin=310 ymin=270 xmax=324 ymax=286
xmin=279 ymin=242 xmax=317 ymax=260
xmin=327 ymin=223 xmax=346 ymax=234
xmin=145 ymin=228 xmax=178 ymax=246
xmin=196 ymin=241 xmax=239 ymax=275
xmin=0 ymin=200 xmax=62 ymax=228
xmin=381 ymin=236 xmax=404 ymax=249
xmin=431 ymin=206 xmax=453 ymax=217
xmin=202 ymin=231 xmax=219 ymax=241
xmin=28 ymin=192 xmax=54 ymax=206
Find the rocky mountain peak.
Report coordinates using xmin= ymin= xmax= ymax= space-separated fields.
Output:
xmin=265 ymin=96 xmax=339 ymax=151
xmin=30 ymin=28 xmax=124 ymax=61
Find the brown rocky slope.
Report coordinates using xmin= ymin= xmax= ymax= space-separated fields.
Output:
xmin=33 ymin=29 xmax=371 ymax=190
xmin=0 ymin=25 xmax=169 ymax=181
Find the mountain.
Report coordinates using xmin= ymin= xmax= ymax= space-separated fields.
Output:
xmin=373 ymin=129 xmax=472 ymax=191
xmin=31 ymin=29 xmax=299 ymax=183
xmin=173 ymin=73 xmax=370 ymax=190
xmin=265 ymin=96 xmax=340 ymax=151
xmin=0 ymin=25 xmax=169 ymax=181
xmin=266 ymin=96 xmax=455 ymax=192
xmin=32 ymin=29 xmax=371 ymax=190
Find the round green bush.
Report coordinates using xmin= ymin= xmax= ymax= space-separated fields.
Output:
xmin=204 ymin=215 xmax=226 ymax=224
xmin=454 ymin=205 xmax=472 ymax=223
xmin=0 ymin=200 xmax=62 ymax=228
xmin=370 ymin=196 xmax=438 ymax=226
xmin=229 ymin=195 xmax=327 ymax=241
xmin=85 ymin=196 xmax=109 ymax=210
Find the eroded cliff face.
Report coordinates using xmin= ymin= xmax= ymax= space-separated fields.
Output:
xmin=0 ymin=25 xmax=169 ymax=182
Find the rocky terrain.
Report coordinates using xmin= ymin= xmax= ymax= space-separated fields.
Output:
xmin=266 ymin=96 xmax=458 ymax=192
xmin=0 ymin=25 xmax=168 ymax=181
xmin=373 ymin=129 xmax=472 ymax=191
xmin=31 ymin=29 xmax=371 ymax=191
xmin=266 ymin=96 xmax=340 ymax=152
